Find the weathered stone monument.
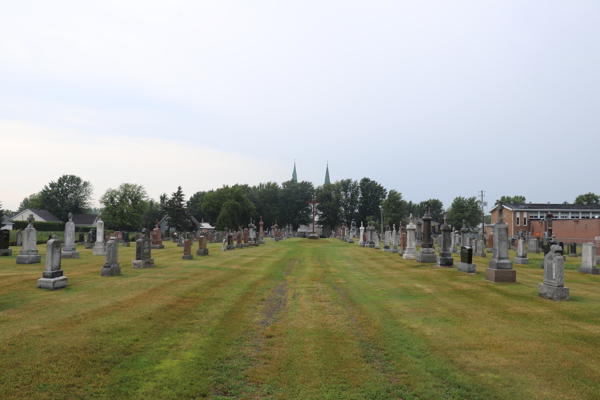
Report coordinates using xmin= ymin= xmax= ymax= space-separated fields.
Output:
xmin=415 ymin=219 xmax=423 ymax=247
xmin=456 ymin=246 xmax=476 ymax=273
xmin=485 ymin=205 xmax=516 ymax=283
xmin=579 ymin=243 xmax=598 ymax=274
xmin=123 ymin=231 xmax=130 ymax=247
xmin=259 ymin=217 xmax=265 ymax=244
xmin=37 ymin=235 xmax=68 ymax=289
xmin=61 ymin=213 xmax=80 ymax=259
xmin=0 ymin=229 xmax=11 ymax=256
xmin=182 ymin=239 xmax=193 ymax=260
xmin=367 ymin=223 xmax=376 ymax=248
xmin=416 ymin=206 xmax=437 ymax=263
xmin=197 ymin=235 xmax=209 ymax=255
xmin=16 ymin=215 xmax=41 ymax=264
xmin=403 ymin=215 xmax=417 ymax=260
xmin=383 ymin=227 xmax=392 ymax=252
xmin=359 ymin=222 xmax=365 ymax=247
xmin=487 ymin=233 xmax=493 ymax=253
xmin=450 ymin=230 xmax=456 ymax=254
xmin=539 ymin=243 xmax=569 ymax=301
xmin=85 ymin=229 xmax=96 ymax=249
xmin=374 ymin=232 xmax=380 ymax=249
xmin=475 ymin=239 xmax=486 ymax=258
xmin=236 ymin=228 xmax=244 ymax=249
xmin=177 ymin=234 xmax=185 ymax=247
xmin=569 ymin=242 xmax=577 ymax=257
xmin=528 ymin=238 xmax=540 ymax=254
xmin=133 ymin=229 xmax=154 ymax=269
xmin=100 ymin=237 xmax=121 ymax=276
xmin=227 ymin=229 xmax=234 ymax=250
xmin=16 ymin=230 xmax=22 ymax=247
xmin=92 ymin=217 xmax=106 ymax=256
xmin=152 ymin=221 xmax=164 ymax=249
xmin=437 ymin=214 xmax=453 ymax=267
xmin=243 ymin=228 xmax=249 ymax=247
xmin=514 ymin=239 xmax=529 ymax=264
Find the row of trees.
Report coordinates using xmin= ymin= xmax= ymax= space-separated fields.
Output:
xmin=10 ymin=174 xmax=599 ymax=233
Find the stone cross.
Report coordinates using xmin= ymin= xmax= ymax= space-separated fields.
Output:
xmin=27 ymin=213 xmax=34 ymax=226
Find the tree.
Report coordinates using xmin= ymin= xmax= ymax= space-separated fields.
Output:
xmin=382 ymin=190 xmax=406 ymax=228
xmin=338 ymin=179 xmax=360 ymax=228
xmin=278 ymin=180 xmax=314 ymax=230
xmin=414 ymin=199 xmax=444 ymax=223
xmin=38 ymin=175 xmax=93 ymax=221
xmin=142 ymin=199 xmax=164 ymax=230
xmin=100 ymin=183 xmax=148 ymax=231
xmin=18 ymin=193 xmax=42 ymax=211
xmin=164 ymin=186 xmax=192 ymax=231
xmin=357 ymin=178 xmax=387 ymax=226
xmin=0 ymin=201 xmax=4 ymax=223
xmin=316 ymin=182 xmax=342 ymax=231
xmin=574 ymin=192 xmax=600 ymax=205
xmin=448 ymin=196 xmax=480 ymax=229
xmin=495 ymin=195 xmax=526 ymax=205
xmin=200 ymin=185 xmax=256 ymax=230
xmin=187 ymin=191 xmax=206 ymax=222
xmin=247 ymin=182 xmax=281 ymax=228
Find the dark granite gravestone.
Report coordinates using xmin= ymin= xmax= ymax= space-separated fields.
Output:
xmin=78 ymin=233 xmax=85 ymax=243
xmin=456 ymin=246 xmax=476 ymax=273
xmin=196 ymin=236 xmax=209 ymax=256
xmin=182 ymin=239 xmax=193 ymax=260
xmin=85 ymin=229 xmax=96 ymax=249
xmin=569 ymin=242 xmax=577 ymax=257
xmin=0 ymin=229 xmax=11 ymax=256
xmin=123 ymin=231 xmax=130 ymax=247
xmin=132 ymin=234 xmax=154 ymax=268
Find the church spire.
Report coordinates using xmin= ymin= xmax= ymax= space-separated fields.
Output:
xmin=292 ymin=160 xmax=297 ymax=183
xmin=324 ymin=162 xmax=330 ymax=185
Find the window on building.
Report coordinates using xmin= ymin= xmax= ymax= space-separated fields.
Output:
xmin=571 ymin=212 xmax=580 ymax=219
xmin=523 ymin=212 xmax=527 ymax=226
xmin=582 ymin=212 xmax=590 ymax=219
xmin=516 ymin=212 xmax=520 ymax=226
xmin=529 ymin=211 xmax=538 ymax=219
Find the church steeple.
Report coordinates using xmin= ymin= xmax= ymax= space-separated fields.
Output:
xmin=324 ymin=162 xmax=330 ymax=185
xmin=292 ymin=160 xmax=297 ymax=183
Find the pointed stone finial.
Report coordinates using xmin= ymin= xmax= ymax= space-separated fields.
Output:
xmin=444 ymin=213 xmax=448 ymax=224
xmin=27 ymin=214 xmax=34 ymax=227
xmin=68 ymin=212 xmax=73 ymax=222
xmin=498 ymin=203 xmax=504 ymax=223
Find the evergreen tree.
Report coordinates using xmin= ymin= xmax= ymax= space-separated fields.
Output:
xmin=247 ymin=182 xmax=281 ymax=228
xmin=382 ymin=190 xmax=406 ymax=227
xmin=164 ymin=186 xmax=192 ymax=231
xmin=0 ymin=201 xmax=4 ymax=223
xmin=339 ymin=179 xmax=360 ymax=228
xmin=316 ymin=182 xmax=342 ymax=231
xmin=357 ymin=178 xmax=387 ymax=225
xmin=278 ymin=180 xmax=314 ymax=230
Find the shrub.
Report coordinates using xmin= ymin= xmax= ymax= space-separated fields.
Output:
xmin=13 ymin=221 xmax=65 ymax=231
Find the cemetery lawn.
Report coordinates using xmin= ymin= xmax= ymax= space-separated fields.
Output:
xmin=1 ymin=240 xmax=599 ymax=400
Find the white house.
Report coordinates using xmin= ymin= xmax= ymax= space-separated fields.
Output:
xmin=1 ymin=215 xmax=14 ymax=230
xmin=11 ymin=209 xmax=63 ymax=223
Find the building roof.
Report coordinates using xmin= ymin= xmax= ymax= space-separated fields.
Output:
xmin=490 ymin=203 xmax=600 ymax=212
xmin=2 ymin=215 xmax=13 ymax=225
xmin=72 ymin=213 xmax=98 ymax=225
xmin=12 ymin=209 xmax=63 ymax=222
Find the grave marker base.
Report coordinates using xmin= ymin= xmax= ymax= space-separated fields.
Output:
xmin=182 ymin=255 xmax=193 ymax=260
xmin=16 ymin=255 xmax=41 ymax=264
xmin=0 ymin=249 xmax=12 ymax=256
xmin=456 ymin=262 xmax=476 ymax=273
xmin=437 ymin=256 xmax=454 ymax=267
xmin=132 ymin=259 xmax=154 ymax=269
xmin=485 ymin=268 xmax=516 ymax=283
xmin=514 ymin=257 xmax=529 ymax=264
xmin=37 ymin=276 xmax=68 ymax=290
xmin=61 ymin=251 xmax=80 ymax=259
xmin=100 ymin=265 xmax=121 ymax=276
xmin=151 ymin=244 xmax=164 ymax=249
xmin=579 ymin=266 xmax=599 ymax=274
xmin=538 ymin=284 xmax=569 ymax=301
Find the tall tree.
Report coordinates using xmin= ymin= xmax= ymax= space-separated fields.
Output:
xmin=187 ymin=191 xmax=206 ymax=222
xmin=495 ymin=195 xmax=526 ymax=205
xmin=357 ymin=178 xmax=387 ymax=226
xmin=0 ymin=201 xmax=4 ymax=223
xmin=316 ymin=182 xmax=342 ymax=231
xmin=164 ymin=186 xmax=192 ymax=231
xmin=200 ymin=185 xmax=256 ymax=230
xmin=416 ymin=199 xmax=444 ymax=223
xmin=448 ymin=196 xmax=480 ymax=229
xmin=247 ymin=182 xmax=281 ymax=228
xmin=38 ymin=175 xmax=93 ymax=221
xmin=278 ymin=180 xmax=314 ymax=230
xmin=18 ymin=193 xmax=42 ymax=212
xmin=338 ymin=179 xmax=360 ymax=228
xmin=142 ymin=199 xmax=164 ymax=230
xmin=382 ymin=190 xmax=406 ymax=228
xmin=100 ymin=183 xmax=148 ymax=231
xmin=574 ymin=192 xmax=600 ymax=205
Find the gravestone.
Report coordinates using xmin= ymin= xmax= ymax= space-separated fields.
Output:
xmin=487 ymin=233 xmax=493 ymax=253
xmin=416 ymin=220 xmax=423 ymax=247
xmin=16 ymin=214 xmax=41 ymax=264
xmin=37 ymin=236 xmax=68 ymax=289
xmin=528 ymin=238 xmax=540 ymax=254
xmin=123 ymin=231 xmax=130 ymax=247
xmin=78 ymin=232 xmax=85 ymax=244
xmin=196 ymin=236 xmax=209 ymax=256
xmin=569 ymin=242 xmax=577 ymax=257
xmin=16 ymin=230 xmax=22 ymax=247
xmin=391 ymin=224 xmax=399 ymax=253
xmin=514 ymin=239 xmax=529 ymax=264
xmin=151 ymin=221 xmax=164 ymax=249
xmin=182 ymin=239 xmax=193 ymax=260
xmin=243 ymin=228 xmax=249 ymax=247
xmin=177 ymin=234 xmax=185 ymax=247
xmin=450 ymin=230 xmax=456 ymax=254
xmin=403 ymin=215 xmax=417 ymax=260
xmin=485 ymin=205 xmax=516 ymax=283
xmin=359 ymin=222 xmax=365 ymax=247
xmin=460 ymin=222 xmax=469 ymax=255
xmin=374 ymin=233 xmax=380 ymax=250
xmin=383 ymin=227 xmax=392 ymax=252
xmin=92 ymin=217 xmax=106 ymax=256
xmin=348 ymin=227 xmax=354 ymax=244
xmin=416 ymin=206 xmax=437 ymax=263
xmin=539 ymin=243 xmax=569 ymax=301
xmin=227 ymin=230 xmax=234 ymax=250
xmin=248 ymin=221 xmax=256 ymax=245
xmin=475 ymin=239 xmax=486 ymax=258
xmin=456 ymin=246 xmax=476 ymax=273
xmin=61 ymin=212 xmax=80 ymax=259
xmin=398 ymin=230 xmax=406 ymax=256
xmin=132 ymin=229 xmax=154 ymax=268
xmin=368 ymin=223 xmax=376 ymax=248
xmin=100 ymin=237 xmax=121 ymax=276
xmin=437 ymin=215 xmax=454 ymax=267
xmin=236 ymin=229 xmax=244 ymax=249
xmin=0 ymin=229 xmax=12 ymax=256
xmin=579 ymin=243 xmax=598 ymax=274
xmin=85 ymin=229 xmax=96 ymax=249
xmin=259 ymin=217 xmax=265 ymax=244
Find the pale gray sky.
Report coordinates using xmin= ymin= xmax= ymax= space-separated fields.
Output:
xmin=1 ymin=1 xmax=599 ymax=212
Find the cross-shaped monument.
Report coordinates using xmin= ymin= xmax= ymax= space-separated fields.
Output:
xmin=306 ymin=195 xmax=321 ymax=240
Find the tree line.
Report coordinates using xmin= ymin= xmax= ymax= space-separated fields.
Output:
xmin=7 ymin=174 xmax=599 ymax=233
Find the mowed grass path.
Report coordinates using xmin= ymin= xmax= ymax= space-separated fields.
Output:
xmin=0 ymin=239 xmax=599 ymax=399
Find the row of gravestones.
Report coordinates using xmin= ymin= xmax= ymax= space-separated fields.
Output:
xmin=353 ymin=206 xmax=600 ymax=302
xmin=220 ymin=222 xmax=265 ymax=251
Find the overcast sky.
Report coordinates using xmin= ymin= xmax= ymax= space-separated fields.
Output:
xmin=1 ymin=1 xmax=599 ymax=212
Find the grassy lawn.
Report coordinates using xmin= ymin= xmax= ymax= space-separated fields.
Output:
xmin=0 ymin=239 xmax=599 ymax=399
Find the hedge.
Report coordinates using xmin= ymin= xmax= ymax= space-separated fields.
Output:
xmin=13 ymin=221 xmax=65 ymax=231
